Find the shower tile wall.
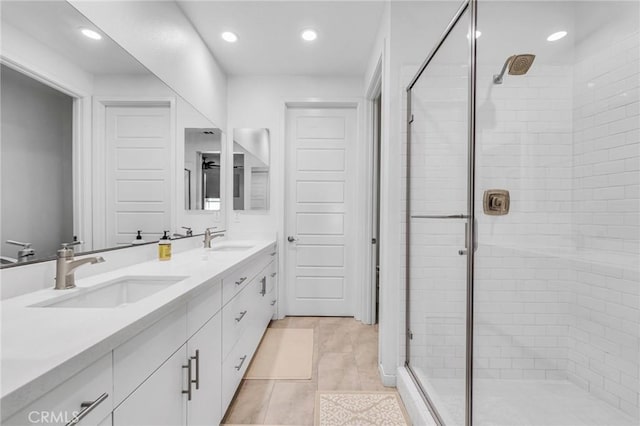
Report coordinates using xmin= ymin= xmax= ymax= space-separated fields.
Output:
xmin=406 ymin=8 xmax=639 ymax=422
xmin=475 ymin=19 xmax=639 ymax=420
xmin=474 ymin=62 xmax=575 ymax=380
xmin=568 ymin=26 xmax=639 ymax=417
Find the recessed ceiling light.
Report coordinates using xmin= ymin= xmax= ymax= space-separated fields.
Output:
xmin=547 ymin=31 xmax=567 ymax=42
xmin=221 ymin=32 xmax=238 ymax=43
xmin=301 ymin=29 xmax=317 ymax=42
xmin=80 ymin=28 xmax=102 ymax=40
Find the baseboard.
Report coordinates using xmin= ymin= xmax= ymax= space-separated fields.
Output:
xmin=378 ymin=362 xmax=397 ymax=387
xmin=396 ymin=366 xmax=438 ymax=426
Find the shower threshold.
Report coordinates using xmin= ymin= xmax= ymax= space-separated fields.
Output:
xmin=413 ymin=371 xmax=637 ymax=426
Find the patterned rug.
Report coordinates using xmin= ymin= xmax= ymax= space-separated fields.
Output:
xmin=315 ymin=391 xmax=410 ymax=426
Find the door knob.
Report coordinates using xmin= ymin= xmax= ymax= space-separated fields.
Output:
xmin=287 ymin=236 xmax=297 ymax=242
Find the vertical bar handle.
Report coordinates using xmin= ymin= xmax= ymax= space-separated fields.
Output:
xmin=260 ymin=276 xmax=266 ymax=296
xmin=191 ymin=349 xmax=200 ymax=390
xmin=182 ymin=359 xmax=192 ymax=400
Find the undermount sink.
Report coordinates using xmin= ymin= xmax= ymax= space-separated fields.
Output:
xmin=33 ymin=276 xmax=188 ymax=309
xmin=208 ymin=244 xmax=255 ymax=252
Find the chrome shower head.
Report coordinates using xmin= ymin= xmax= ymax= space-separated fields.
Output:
xmin=493 ymin=54 xmax=536 ymax=84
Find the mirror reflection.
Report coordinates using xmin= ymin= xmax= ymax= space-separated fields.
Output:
xmin=184 ymin=128 xmax=222 ymax=211
xmin=233 ymin=128 xmax=270 ymax=211
xmin=0 ymin=0 xmax=224 ymax=266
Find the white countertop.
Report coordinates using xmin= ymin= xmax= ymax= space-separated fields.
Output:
xmin=0 ymin=239 xmax=275 ymax=419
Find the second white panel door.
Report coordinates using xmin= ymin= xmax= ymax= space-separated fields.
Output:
xmin=105 ymin=105 xmax=171 ymax=247
xmin=285 ymin=106 xmax=357 ymax=316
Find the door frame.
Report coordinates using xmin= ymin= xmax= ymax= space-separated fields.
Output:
xmin=0 ymin=55 xmax=90 ymax=250
xmin=92 ymin=97 xmax=176 ymax=249
xmin=364 ymin=57 xmax=383 ymax=325
xmin=281 ymin=99 xmax=365 ymax=319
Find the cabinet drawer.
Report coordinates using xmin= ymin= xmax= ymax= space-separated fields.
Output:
xmin=5 ymin=354 xmax=113 ymax=426
xmin=221 ymin=278 xmax=260 ymax=361
xmin=187 ymin=279 xmax=222 ymax=337
xmin=221 ymin=336 xmax=253 ymax=411
xmin=222 ymin=247 xmax=276 ymax=305
xmin=113 ymin=306 xmax=187 ymax=406
xmin=266 ymin=260 xmax=277 ymax=295
xmin=266 ymin=285 xmax=277 ymax=319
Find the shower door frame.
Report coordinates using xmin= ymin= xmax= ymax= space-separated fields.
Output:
xmin=404 ymin=0 xmax=478 ymax=425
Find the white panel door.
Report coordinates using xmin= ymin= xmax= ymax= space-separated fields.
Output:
xmin=285 ymin=107 xmax=357 ymax=316
xmin=105 ymin=106 xmax=171 ymax=246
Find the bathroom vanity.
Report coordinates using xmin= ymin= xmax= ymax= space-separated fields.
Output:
xmin=1 ymin=240 xmax=277 ymax=426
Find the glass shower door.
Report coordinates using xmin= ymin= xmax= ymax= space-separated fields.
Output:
xmin=473 ymin=1 xmax=640 ymax=425
xmin=406 ymin=5 xmax=471 ymax=425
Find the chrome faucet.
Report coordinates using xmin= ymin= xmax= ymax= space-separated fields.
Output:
xmin=173 ymin=226 xmax=193 ymax=238
xmin=203 ymin=227 xmax=224 ymax=248
xmin=55 ymin=241 xmax=105 ymax=290
xmin=6 ymin=240 xmax=35 ymax=263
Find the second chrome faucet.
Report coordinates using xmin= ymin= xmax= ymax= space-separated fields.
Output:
xmin=55 ymin=241 xmax=105 ymax=290
xmin=203 ymin=227 xmax=225 ymax=248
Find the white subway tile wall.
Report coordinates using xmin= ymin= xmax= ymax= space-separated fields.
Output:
xmin=403 ymin=9 xmax=639 ymax=425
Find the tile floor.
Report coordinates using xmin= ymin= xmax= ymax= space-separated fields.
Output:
xmin=222 ymin=316 xmax=403 ymax=425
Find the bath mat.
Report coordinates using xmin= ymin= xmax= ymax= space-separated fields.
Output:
xmin=244 ymin=328 xmax=314 ymax=379
xmin=315 ymin=391 xmax=410 ymax=426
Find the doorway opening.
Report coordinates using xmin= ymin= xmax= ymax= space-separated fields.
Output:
xmin=371 ymin=92 xmax=382 ymax=324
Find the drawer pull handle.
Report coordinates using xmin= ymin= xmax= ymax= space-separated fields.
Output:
xmin=191 ymin=349 xmax=200 ymax=390
xmin=270 ymin=272 xmax=277 ymax=277
xmin=65 ymin=392 xmax=108 ymax=426
xmin=270 ymin=251 xmax=276 ymax=256
xmin=271 ymin=299 xmax=277 ymax=306
xmin=260 ymin=277 xmax=267 ymax=296
xmin=235 ymin=277 xmax=247 ymax=286
xmin=235 ymin=310 xmax=248 ymax=322
xmin=182 ymin=359 xmax=193 ymax=400
xmin=235 ymin=355 xmax=248 ymax=371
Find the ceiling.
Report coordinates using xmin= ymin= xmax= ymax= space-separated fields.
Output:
xmin=1 ymin=1 xmax=149 ymax=75
xmin=177 ymin=1 xmax=386 ymax=76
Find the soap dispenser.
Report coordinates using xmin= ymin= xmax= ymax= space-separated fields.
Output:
xmin=132 ymin=230 xmax=146 ymax=245
xmin=158 ymin=231 xmax=172 ymax=261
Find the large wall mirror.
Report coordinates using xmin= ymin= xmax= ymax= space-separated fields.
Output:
xmin=184 ymin=128 xmax=222 ymax=211
xmin=233 ymin=128 xmax=270 ymax=211
xmin=0 ymin=0 xmax=225 ymax=267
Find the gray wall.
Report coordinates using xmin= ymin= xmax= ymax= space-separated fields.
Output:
xmin=1 ymin=65 xmax=73 ymax=261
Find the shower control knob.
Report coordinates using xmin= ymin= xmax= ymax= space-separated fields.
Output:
xmin=287 ymin=236 xmax=297 ymax=243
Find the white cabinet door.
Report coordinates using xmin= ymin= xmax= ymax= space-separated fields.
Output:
xmin=187 ymin=314 xmax=222 ymax=426
xmin=113 ymin=345 xmax=187 ymax=426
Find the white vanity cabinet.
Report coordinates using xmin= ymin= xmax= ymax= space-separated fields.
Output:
xmin=113 ymin=313 xmax=222 ymax=426
xmin=221 ymin=254 xmax=277 ymax=411
xmin=4 ymin=354 xmax=113 ymax=426
xmin=3 ymin=243 xmax=277 ymax=426
xmin=113 ymin=344 xmax=188 ymax=426
xmin=185 ymin=313 xmax=222 ymax=426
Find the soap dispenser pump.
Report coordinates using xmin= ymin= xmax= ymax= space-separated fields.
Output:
xmin=132 ymin=230 xmax=146 ymax=245
xmin=158 ymin=231 xmax=172 ymax=261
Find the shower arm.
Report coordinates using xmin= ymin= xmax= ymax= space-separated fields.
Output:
xmin=493 ymin=55 xmax=515 ymax=84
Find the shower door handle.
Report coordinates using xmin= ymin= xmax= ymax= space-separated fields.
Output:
xmin=458 ymin=220 xmax=477 ymax=256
